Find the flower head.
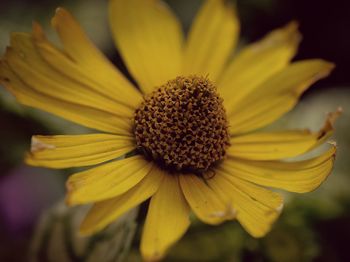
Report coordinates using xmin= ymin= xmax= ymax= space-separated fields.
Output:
xmin=0 ymin=0 xmax=339 ymax=260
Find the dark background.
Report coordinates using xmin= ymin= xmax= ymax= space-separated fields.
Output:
xmin=236 ymin=0 xmax=350 ymax=89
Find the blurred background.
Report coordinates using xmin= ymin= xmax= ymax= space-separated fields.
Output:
xmin=0 ymin=0 xmax=349 ymax=261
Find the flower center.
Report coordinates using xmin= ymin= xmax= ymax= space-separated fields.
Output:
xmin=134 ymin=75 xmax=230 ymax=174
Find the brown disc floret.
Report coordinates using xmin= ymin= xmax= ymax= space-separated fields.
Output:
xmin=134 ymin=75 xmax=230 ymax=174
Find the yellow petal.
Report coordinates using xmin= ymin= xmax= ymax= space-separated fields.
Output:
xmin=1 ymin=32 xmax=133 ymax=134
xmin=7 ymin=34 xmax=132 ymax=115
xmin=208 ymin=170 xmax=283 ymax=237
xmin=219 ymin=22 xmax=300 ymax=112
xmin=141 ymin=175 xmax=190 ymax=261
xmin=0 ymin=60 xmax=131 ymax=134
xmin=179 ymin=174 xmax=233 ymax=225
xmin=50 ymin=8 xmax=141 ymax=103
xmin=66 ymin=156 xmax=153 ymax=205
xmin=109 ymin=0 xmax=183 ymax=94
xmin=221 ymin=145 xmax=336 ymax=193
xmin=80 ymin=165 xmax=165 ymax=236
xmin=25 ymin=134 xmax=135 ymax=168
xmin=228 ymin=60 xmax=335 ymax=135
xmin=228 ymin=109 xmax=340 ymax=160
xmin=32 ymin=22 xmax=142 ymax=109
xmin=183 ymin=0 xmax=239 ymax=81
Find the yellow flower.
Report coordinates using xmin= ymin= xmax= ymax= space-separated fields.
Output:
xmin=0 ymin=0 xmax=339 ymax=260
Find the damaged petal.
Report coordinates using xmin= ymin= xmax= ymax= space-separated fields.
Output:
xmin=317 ymin=107 xmax=343 ymax=139
xmin=327 ymin=140 xmax=337 ymax=147
xmin=210 ymin=202 xmax=236 ymax=220
xmin=30 ymin=136 xmax=56 ymax=153
xmin=276 ymin=202 xmax=284 ymax=213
